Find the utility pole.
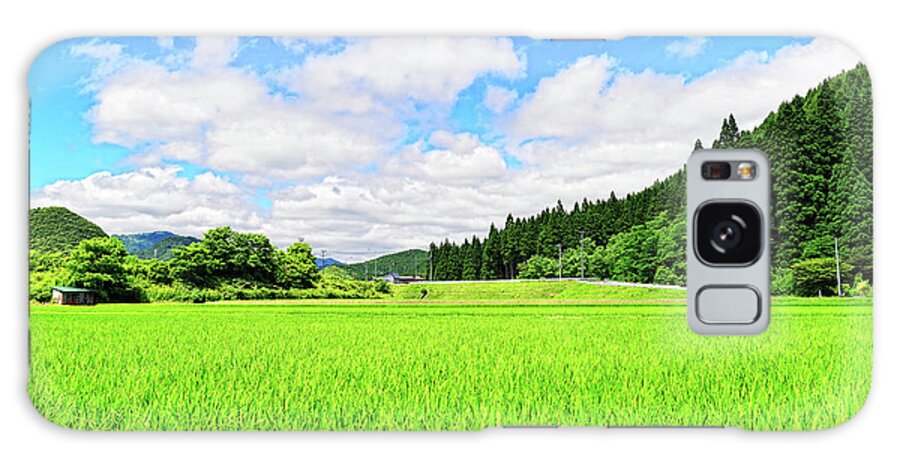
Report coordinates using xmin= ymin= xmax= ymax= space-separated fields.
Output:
xmin=557 ymin=243 xmax=562 ymax=280
xmin=429 ymin=249 xmax=433 ymax=281
xmin=320 ymin=250 xmax=326 ymax=269
xmin=579 ymin=230 xmax=585 ymax=279
xmin=835 ymin=237 xmax=843 ymax=297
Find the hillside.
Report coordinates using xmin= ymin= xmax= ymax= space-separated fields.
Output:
xmin=315 ymin=257 xmax=343 ymax=270
xmin=135 ymin=235 xmax=199 ymax=261
xmin=114 ymin=231 xmax=176 ymax=253
xmin=341 ymin=249 xmax=428 ymax=279
xmin=29 ymin=206 xmax=107 ymax=253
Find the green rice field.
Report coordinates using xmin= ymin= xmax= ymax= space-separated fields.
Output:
xmin=28 ymin=281 xmax=872 ymax=431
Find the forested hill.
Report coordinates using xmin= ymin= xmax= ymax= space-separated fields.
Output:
xmin=114 ymin=231 xmax=176 ymax=253
xmin=29 ymin=206 xmax=107 ymax=253
xmin=427 ymin=63 xmax=872 ymax=293
xmin=724 ymin=63 xmax=873 ymax=285
xmin=341 ymin=249 xmax=428 ymax=279
xmin=135 ymin=235 xmax=200 ymax=261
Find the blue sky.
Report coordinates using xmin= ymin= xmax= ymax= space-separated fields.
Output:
xmin=29 ymin=36 xmax=809 ymax=189
xmin=28 ymin=36 xmax=855 ymax=259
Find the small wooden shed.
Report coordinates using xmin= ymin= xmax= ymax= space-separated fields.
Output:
xmin=50 ymin=286 xmax=98 ymax=306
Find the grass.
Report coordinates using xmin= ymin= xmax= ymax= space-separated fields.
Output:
xmin=28 ymin=281 xmax=871 ymax=431
xmin=390 ymin=280 xmax=687 ymax=301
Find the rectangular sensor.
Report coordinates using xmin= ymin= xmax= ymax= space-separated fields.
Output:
xmin=701 ymin=161 xmax=756 ymax=180
xmin=701 ymin=161 xmax=731 ymax=180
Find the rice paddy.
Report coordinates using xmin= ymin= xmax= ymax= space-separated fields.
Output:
xmin=28 ymin=281 xmax=871 ymax=431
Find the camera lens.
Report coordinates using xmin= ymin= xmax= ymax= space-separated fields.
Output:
xmin=710 ymin=218 xmax=743 ymax=251
xmin=695 ymin=202 xmax=761 ymax=265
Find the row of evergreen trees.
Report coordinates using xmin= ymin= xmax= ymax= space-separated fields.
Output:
xmin=427 ymin=64 xmax=872 ymax=294
xmin=428 ymin=170 xmax=686 ymax=282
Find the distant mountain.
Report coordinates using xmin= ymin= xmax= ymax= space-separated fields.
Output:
xmin=135 ymin=235 xmax=199 ymax=261
xmin=114 ymin=231 xmax=176 ymax=253
xmin=29 ymin=206 xmax=107 ymax=253
xmin=340 ymin=249 xmax=427 ymax=279
xmin=316 ymin=257 xmax=343 ymax=270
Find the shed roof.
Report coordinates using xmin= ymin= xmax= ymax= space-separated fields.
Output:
xmin=51 ymin=286 xmax=96 ymax=293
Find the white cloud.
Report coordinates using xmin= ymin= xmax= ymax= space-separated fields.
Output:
xmin=80 ymin=38 xmax=525 ymax=181
xmin=202 ymin=102 xmax=390 ymax=180
xmin=484 ymin=85 xmax=518 ymax=113
xmin=666 ymin=37 xmax=709 ymax=58
xmin=508 ymin=38 xmax=861 ymax=176
xmin=273 ymin=37 xmax=308 ymax=54
xmin=274 ymin=37 xmax=336 ymax=54
xmin=69 ymin=39 xmax=130 ymax=91
xmin=86 ymin=56 xmax=392 ymax=181
xmin=383 ymin=131 xmax=507 ymax=183
xmin=279 ymin=37 xmax=525 ymax=110
xmin=510 ymin=54 xmax=616 ymax=141
xmin=263 ymin=175 xmax=515 ymax=255
xmin=88 ymin=63 xmax=263 ymax=145
xmin=157 ymin=37 xmax=174 ymax=50
xmin=190 ymin=37 xmax=239 ymax=70
xmin=71 ymin=39 xmax=123 ymax=60
xmin=31 ymin=167 xmax=263 ymax=238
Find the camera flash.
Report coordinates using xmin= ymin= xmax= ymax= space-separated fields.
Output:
xmin=737 ymin=162 xmax=756 ymax=180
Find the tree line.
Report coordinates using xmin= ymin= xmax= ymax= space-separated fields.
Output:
xmin=30 ymin=226 xmax=390 ymax=303
xmin=428 ymin=172 xmax=686 ymax=284
xmin=427 ymin=64 xmax=872 ymax=297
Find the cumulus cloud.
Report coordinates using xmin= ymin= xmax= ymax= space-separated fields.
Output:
xmin=86 ymin=55 xmax=391 ymax=181
xmin=666 ymin=37 xmax=709 ymax=58
xmin=262 ymin=174 xmax=519 ymax=255
xmin=80 ymin=37 xmax=525 ymax=181
xmin=383 ymin=131 xmax=507 ymax=183
xmin=190 ymin=37 xmax=239 ymax=69
xmin=510 ymin=54 xmax=617 ymax=142
xmin=508 ymin=38 xmax=861 ymax=178
xmin=484 ymin=85 xmax=518 ymax=113
xmin=278 ymin=37 xmax=525 ymax=110
xmin=31 ymin=167 xmax=263 ymax=237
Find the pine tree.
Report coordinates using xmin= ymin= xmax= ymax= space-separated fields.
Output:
xmin=481 ymin=224 xmax=502 ymax=280
xmin=712 ymin=114 xmax=740 ymax=148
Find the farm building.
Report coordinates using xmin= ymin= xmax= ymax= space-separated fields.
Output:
xmin=50 ymin=286 xmax=98 ymax=305
xmin=381 ymin=273 xmax=425 ymax=285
